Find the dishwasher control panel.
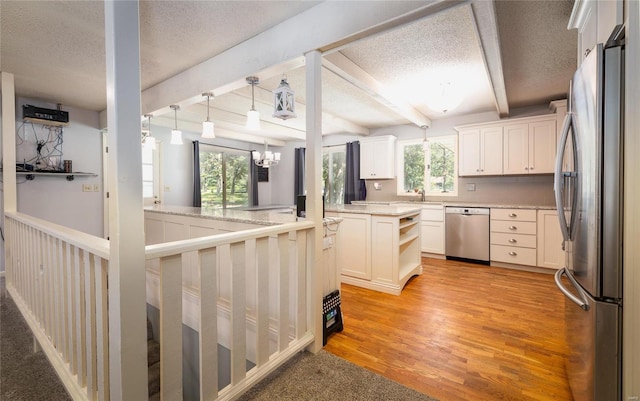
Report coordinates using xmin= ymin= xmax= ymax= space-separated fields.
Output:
xmin=445 ymin=207 xmax=490 ymax=215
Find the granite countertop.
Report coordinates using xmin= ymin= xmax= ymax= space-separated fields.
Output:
xmin=325 ymin=204 xmax=422 ymax=216
xmin=145 ymin=204 xmax=342 ymax=226
xmin=145 ymin=204 xmax=297 ymax=225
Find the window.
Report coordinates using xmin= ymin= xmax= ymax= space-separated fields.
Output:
xmin=142 ymin=143 xmax=161 ymax=206
xmin=199 ymin=145 xmax=250 ymax=208
xmin=397 ymin=135 xmax=457 ymax=196
xmin=322 ymin=146 xmax=346 ymax=205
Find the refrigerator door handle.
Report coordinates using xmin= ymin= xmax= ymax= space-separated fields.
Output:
xmin=554 ymin=113 xmax=573 ymax=243
xmin=554 ymin=267 xmax=589 ymax=311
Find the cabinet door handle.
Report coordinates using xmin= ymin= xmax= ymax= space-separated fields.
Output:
xmin=525 ymin=167 xmax=529 ymax=170
xmin=508 ymin=251 xmax=518 ymax=256
xmin=530 ymin=166 xmax=534 ymax=170
xmin=476 ymin=169 xmax=480 ymax=172
xmin=508 ymin=238 xmax=517 ymax=243
xmin=509 ymin=225 xmax=517 ymax=230
xmin=508 ymin=213 xmax=517 ymax=218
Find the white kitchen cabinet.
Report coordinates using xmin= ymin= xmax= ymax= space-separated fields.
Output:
xmin=420 ymin=204 xmax=444 ymax=255
xmin=328 ymin=212 xmax=371 ymax=280
xmin=360 ymin=135 xmax=396 ymax=179
xmin=537 ymin=210 xmax=564 ymax=269
xmin=490 ymin=208 xmax=537 ymax=266
xmin=458 ymin=126 xmax=503 ymax=176
xmin=569 ymin=0 xmax=623 ymax=65
xmin=550 ymin=99 xmax=573 ymax=172
xmin=503 ymin=118 xmax=556 ymax=175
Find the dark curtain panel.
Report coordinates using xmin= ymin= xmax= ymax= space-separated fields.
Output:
xmin=192 ymin=141 xmax=201 ymax=207
xmin=294 ymin=147 xmax=306 ymax=198
xmin=250 ymin=157 xmax=259 ymax=206
xmin=344 ymin=141 xmax=366 ymax=204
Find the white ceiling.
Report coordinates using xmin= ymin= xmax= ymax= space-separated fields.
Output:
xmin=0 ymin=1 xmax=576 ymax=143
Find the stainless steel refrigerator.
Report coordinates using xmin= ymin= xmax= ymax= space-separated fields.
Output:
xmin=553 ymin=30 xmax=624 ymax=401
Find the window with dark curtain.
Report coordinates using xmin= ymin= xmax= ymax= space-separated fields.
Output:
xmin=192 ymin=141 xmax=201 ymax=207
xmin=294 ymin=147 xmax=306 ymax=199
xmin=344 ymin=141 xmax=366 ymax=204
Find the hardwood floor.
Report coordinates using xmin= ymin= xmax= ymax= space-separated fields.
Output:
xmin=324 ymin=257 xmax=573 ymax=401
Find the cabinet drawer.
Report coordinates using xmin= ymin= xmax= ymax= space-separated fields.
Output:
xmin=491 ymin=245 xmax=537 ymax=266
xmin=421 ymin=207 xmax=443 ymax=222
xmin=491 ymin=208 xmax=536 ymax=222
xmin=490 ymin=232 xmax=537 ymax=248
xmin=491 ymin=220 xmax=536 ymax=235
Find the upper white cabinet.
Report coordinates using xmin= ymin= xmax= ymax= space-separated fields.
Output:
xmin=458 ymin=126 xmax=503 ymax=176
xmin=360 ymin=135 xmax=396 ymax=179
xmin=503 ymin=118 xmax=557 ymax=175
xmin=569 ymin=0 xmax=623 ymax=65
xmin=456 ymin=113 xmax=557 ymax=177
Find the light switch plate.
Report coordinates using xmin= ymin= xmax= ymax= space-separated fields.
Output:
xmin=466 ymin=183 xmax=476 ymax=191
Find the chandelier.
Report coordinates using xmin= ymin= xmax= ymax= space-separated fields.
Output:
xmin=252 ymin=140 xmax=280 ymax=168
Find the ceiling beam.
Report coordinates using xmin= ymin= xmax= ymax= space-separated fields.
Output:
xmin=140 ymin=0 xmax=464 ymax=117
xmin=322 ymin=52 xmax=432 ymax=128
xmin=469 ymin=0 xmax=510 ymax=117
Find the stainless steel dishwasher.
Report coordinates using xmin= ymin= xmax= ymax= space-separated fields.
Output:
xmin=445 ymin=207 xmax=490 ymax=264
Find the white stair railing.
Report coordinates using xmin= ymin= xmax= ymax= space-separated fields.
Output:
xmin=144 ymin=220 xmax=315 ymax=401
xmin=4 ymin=211 xmax=110 ymax=401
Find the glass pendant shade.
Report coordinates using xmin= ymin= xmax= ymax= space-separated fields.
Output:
xmin=202 ymin=120 xmax=215 ymax=138
xmin=246 ymin=109 xmax=261 ymax=130
xmin=170 ymin=129 xmax=183 ymax=145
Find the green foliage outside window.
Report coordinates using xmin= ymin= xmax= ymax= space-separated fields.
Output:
xmin=200 ymin=150 xmax=249 ymax=207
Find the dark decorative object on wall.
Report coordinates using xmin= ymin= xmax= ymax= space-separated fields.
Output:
xmin=258 ymin=166 xmax=269 ymax=182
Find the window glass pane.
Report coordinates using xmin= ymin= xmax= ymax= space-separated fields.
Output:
xmin=142 ymin=164 xmax=153 ymax=181
xmin=427 ymin=136 xmax=456 ymax=194
xmin=322 ymin=148 xmax=345 ymax=205
xmin=403 ymin=144 xmax=425 ymax=193
xmin=142 ymin=147 xmax=153 ymax=164
xmin=224 ymin=153 xmax=249 ymax=207
xmin=199 ymin=148 xmax=249 ymax=208
xmin=142 ymin=182 xmax=154 ymax=198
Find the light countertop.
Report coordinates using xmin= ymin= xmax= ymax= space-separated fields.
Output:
xmin=325 ymin=204 xmax=422 ymax=216
xmin=145 ymin=204 xmax=342 ymax=226
xmin=351 ymin=200 xmax=555 ymax=210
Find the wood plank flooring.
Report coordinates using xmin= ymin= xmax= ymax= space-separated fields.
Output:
xmin=324 ymin=257 xmax=573 ymax=401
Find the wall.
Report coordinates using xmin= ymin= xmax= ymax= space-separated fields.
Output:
xmin=6 ymin=98 xmax=104 ymax=237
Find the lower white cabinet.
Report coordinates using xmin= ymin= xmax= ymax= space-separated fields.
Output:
xmin=537 ymin=210 xmax=564 ymax=269
xmin=490 ymin=208 xmax=537 ymax=266
xmin=328 ymin=212 xmax=371 ymax=280
xmin=420 ymin=204 xmax=444 ymax=255
xmin=327 ymin=210 xmax=422 ymax=295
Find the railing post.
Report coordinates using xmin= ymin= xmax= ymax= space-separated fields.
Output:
xmin=104 ymin=0 xmax=148 ymax=399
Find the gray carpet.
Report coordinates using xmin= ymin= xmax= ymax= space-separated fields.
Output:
xmin=0 ymin=283 xmax=72 ymax=401
xmin=238 ymin=350 xmax=438 ymax=401
xmin=1 ymin=278 xmax=437 ymax=401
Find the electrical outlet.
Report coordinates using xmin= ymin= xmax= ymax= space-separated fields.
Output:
xmin=82 ymin=184 xmax=92 ymax=192
xmin=92 ymin=184 xmax=100 ymax=192
xmin=164 ymin=185 xmax=171 ymax=192
xmin=466 ymin=183 xmax=476 ymax=191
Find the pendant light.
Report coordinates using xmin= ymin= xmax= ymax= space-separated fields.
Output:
xmin=202 ymin=92 xmax=215 ymax=139
xmin=246 ymin=76 xmax=261 ymax=130
xmin=422 ymin=125 xmax=429 ymax=151
xmin=273 ymin=74 xmax=296 ymax=120
xmin=170 ymin=105 xmax=183 ymax=145
xmin=142 ymin=114 xmax=157 ymax=150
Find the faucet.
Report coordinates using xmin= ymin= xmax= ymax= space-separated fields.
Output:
xmin=420 ymin=188 xmax=426 ymax=202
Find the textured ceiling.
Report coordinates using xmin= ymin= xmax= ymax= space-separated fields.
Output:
xmin=1 ymin=0 xmax=577 ymax=141
xmin=495 ymin=0 xmax=577 ymax=108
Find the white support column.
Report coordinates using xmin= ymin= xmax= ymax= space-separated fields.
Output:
xmin=1 ymin=72 xmax=17 ymax=214
xmin=103 ymin=1 xmax=147 ymax=400
xmin=305 ymin=50 xmax=324 ymax=353
xmin=1 ymin=72 xmax=17 ymax=274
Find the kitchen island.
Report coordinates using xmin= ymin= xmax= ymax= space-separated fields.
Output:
xmin=325 ymin=204 xmax=422 ymax=295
